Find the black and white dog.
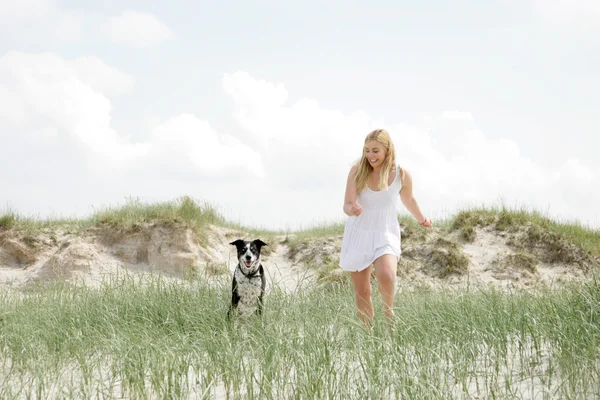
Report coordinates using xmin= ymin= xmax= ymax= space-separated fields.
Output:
xmin=227 ymin=239 xmax=267 ymax=319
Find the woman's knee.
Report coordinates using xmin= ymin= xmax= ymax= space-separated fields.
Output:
xmin=375 ymin=263 xmax=397 ymax=286
xmin=378 ymin=270 xmax=396 ymax=287
xmin=375 ymin=256 xmax=398 ymax=284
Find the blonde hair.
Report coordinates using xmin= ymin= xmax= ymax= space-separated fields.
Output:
xmin=354 ymin=129 xmax=397 ymax=192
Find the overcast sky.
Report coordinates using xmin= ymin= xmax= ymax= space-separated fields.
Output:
xmin=1 ymin=0 xmax=599 ymax=230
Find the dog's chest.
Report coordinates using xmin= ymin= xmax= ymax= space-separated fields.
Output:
xmin=234 ymin=267 xmax=262 ymax=315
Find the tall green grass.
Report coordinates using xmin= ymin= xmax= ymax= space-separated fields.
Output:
xmin=2 ymin=200 xmax=598 ymax=253
xmin=0 ymin=196 xmax=224 ymax=233
xmin=1 ymin=276 xmax=598 ymax=399
xmin=0 ymin=207 xmax=89 ymax=237
xmin=451 ymin=206 xmax=600 ymax=259
xmin=91 ymin=196 xmax=224 ymax=228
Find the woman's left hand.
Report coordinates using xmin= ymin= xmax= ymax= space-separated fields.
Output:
xmin=419 ymin=218 xmax=433 ymax=228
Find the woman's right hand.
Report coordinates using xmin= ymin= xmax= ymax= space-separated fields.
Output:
xmin=350 ymin=203 xmax=363 ymax=216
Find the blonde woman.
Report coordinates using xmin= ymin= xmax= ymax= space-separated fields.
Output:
xmin=340 ymin=129 xmax=432 ymax=324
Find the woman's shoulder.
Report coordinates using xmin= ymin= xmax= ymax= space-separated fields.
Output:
xmin=397 ymin=164 xmax=406 ymax=182
xmin=349 ymin=163 xmax=359 ymax=176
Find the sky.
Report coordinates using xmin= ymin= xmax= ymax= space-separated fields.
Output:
xmin=1 ymin=0 xmax=599 ymax=230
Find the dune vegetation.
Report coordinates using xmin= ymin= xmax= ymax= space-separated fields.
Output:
xmin=1 ymin=197 xmax=599 ymax=399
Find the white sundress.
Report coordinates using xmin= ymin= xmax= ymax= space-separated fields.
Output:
xmin=339 ymin=165 xmax=403 ymax=272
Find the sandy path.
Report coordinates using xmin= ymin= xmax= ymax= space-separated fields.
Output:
xmin=262 ymin=241 xmax=316 ymax=293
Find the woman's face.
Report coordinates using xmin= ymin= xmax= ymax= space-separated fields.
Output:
xmin=364 ymin=140 xmax=386 ymax=169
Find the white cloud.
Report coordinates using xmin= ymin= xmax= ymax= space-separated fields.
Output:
xmin=0 ymin=53 xmax=262 ymax=178
xmin=71 ymin=56 xmax=135 ymax=97
xmin=223 ymin=71 xmax=380 ymax=190
xmin=0 ymin=52 xmax=147 ymax=160
xmin=0 ymin=52 xmax=264 ymax=222
xmin=559 ymin=158 xmax=594 ymax=182
xmin=0 ymin=84 xmax=26 ymax=126
xmin=221 ymin=72 xmax=600 ymax=228
xmin=101 ymin=11 xmax=174 ymax=48
xmin=534 ymin=0 xmax=600 ymax=27
xmin=0 ymin=1 xmax=84 ymax=45
xmin=0 ymin=0 xmax=55 ymax=18
xmin=149 ymin=114 xmax=265 ymax=178
xmin=440 ymin=111 xmax=474 ymax=122
xmin=387 ymin=114 xmax=600 ymax=227
xmin=224 ymin=71 xmax=288 ymax=113
xmin=50 ymin=10 xmax=86 ymax=44
xmin=396 ymin=119 xmax=548 ymax=203
xmin=1 ymin=62 xmax=598 ymax=230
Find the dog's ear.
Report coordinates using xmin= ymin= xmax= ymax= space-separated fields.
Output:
xmin=253 ymin=239 xmax=267 ymax=249
xmin=229 ymin=239 xmax=245 ymax=248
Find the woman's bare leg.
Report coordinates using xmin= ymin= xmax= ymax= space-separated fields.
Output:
xmin=350 ymin=266 xmax=373 ymax=325
xmin=373 ymin=254 xmax=398 ymax=320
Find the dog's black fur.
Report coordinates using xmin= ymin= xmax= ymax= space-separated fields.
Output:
xmin=227 ymin=239 xmax=267 ymax=319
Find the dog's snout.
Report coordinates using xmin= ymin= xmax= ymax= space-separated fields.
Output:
xmin=245 ymin=254 xmax=252 ymax=260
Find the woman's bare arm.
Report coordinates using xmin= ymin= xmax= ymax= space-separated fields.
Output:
xmin=343 ymin=166 xmax=362 ymax=216
xmin=399 ymin=169 xmax=432 ymax=227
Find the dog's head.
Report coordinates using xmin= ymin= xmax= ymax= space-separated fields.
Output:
xmin=230 ymin=239 xmax=267 ymax=274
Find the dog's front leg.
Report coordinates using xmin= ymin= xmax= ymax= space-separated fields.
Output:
xmin=255 ymin=268 xmax=266 ymax=316
xmin=227 ymin=303 xmax=236 ymax=320
xmin=227 ymin=276 xmax=240 ymax=320
xmin=256 ymin=293 xmax=264 ymax=316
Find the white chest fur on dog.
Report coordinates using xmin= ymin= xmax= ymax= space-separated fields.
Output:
xmin=234 ymin=267 xmax=263 ymax=316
